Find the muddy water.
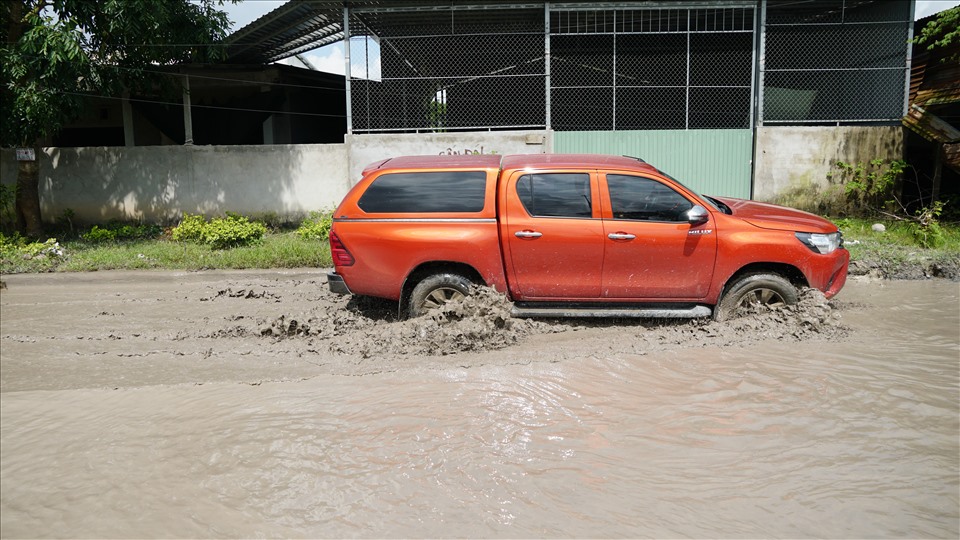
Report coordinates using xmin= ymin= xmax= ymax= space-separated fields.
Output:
xmin=1 ymin=276 xmax=958 ymax=538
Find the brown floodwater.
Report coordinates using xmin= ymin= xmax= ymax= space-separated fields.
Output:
xmin=1 ymin=275 xmax=957 ymax=538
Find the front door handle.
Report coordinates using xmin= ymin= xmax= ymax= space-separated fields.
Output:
xmin=515 ymin=230 xmax=543 ymax=239
xmin=608 ymin=232 xmax=636 ymax=240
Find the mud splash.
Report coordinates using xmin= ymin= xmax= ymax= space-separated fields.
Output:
xmin=261 ymin=286 xmax=569 ymax=357
xmin=255 ymin=285 xmax=845 ymax=358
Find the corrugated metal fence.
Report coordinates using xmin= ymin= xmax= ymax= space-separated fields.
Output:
xmin=554 ymin=129 xmax=754 ymax=199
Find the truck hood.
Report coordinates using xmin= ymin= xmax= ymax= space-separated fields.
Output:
xmin=712 ymin=197 xmax=838 ymax=233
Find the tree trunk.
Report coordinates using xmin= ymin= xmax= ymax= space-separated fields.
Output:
xmin=931 ymin=142 xmax=943 ymax=206
xmin=16 ymin=143 xmax=43 ymax=238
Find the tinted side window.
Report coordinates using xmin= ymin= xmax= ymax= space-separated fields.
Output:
xmin=516 ymin=173 xmax=592 ymax=218
xmin=607 ymin=174 xmax=693 ymax=222
xmin=358 ymin=171 xmax=487 ymax=213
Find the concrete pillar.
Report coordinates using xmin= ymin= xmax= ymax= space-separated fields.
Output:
xmin=182 ymin=75 xmax=193 ymax=145
xmin=121 ymin=91 xmax=135 ymax=147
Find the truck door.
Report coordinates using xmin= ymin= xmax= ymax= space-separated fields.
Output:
xmin=600 ymin=173 xmax=717 ymax=299
xmin=501 ymin=171 xmax=604 ymax=300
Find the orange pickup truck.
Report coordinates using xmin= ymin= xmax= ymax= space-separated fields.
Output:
xmin=327 ymin=154 xmax=848 ymax=320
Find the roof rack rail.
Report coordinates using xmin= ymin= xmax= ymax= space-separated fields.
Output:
xmin=622 ymin=155 xmax=646 ymax=163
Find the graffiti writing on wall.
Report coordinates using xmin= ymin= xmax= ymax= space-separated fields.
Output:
xmin=439 ymin=146 xmax=499 ymax=156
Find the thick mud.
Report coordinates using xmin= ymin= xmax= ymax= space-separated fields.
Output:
xmin=848 ymin=255 xmax=960 ymax=280
xmin=257 ymin=286 xmax=567 ymax=358
xmin=2 ymin=269 xmax=847 ymax=392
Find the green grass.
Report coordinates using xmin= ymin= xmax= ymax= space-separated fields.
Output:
xmin=835 ymin=217 xmax=960 ymax=257
xmin=2 ymin=218 xmax=958 ymax=276
xmin=2 ymin=232 xmax=331 ymax=274
xmin=832 ymin=218 xmax=960 ymax=277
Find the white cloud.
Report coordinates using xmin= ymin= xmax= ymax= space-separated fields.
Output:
xmin=915 ymin=0 xmax=959 ymax=20
xmin=221 ymin=0 xmax=286 ymax=32
xmin=279 ymin=39 xmax=381 ymax=80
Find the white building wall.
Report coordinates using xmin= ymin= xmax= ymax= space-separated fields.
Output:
xmin=1 ymin=126 xmax=906 ymax=225
xmin=0 ymin=131 xmax=552 ymax=224
xmin=1 ymin=144 xmax=350 ymax=223
xmin=753 ymin=126 xmax=904 ymax=201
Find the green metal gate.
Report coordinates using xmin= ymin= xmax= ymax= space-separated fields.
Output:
xmin=554 ymin=129 xmax=753 ymax=199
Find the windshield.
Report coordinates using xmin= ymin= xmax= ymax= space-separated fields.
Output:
xmin=657 ymin=169 xmax=728 ymax=213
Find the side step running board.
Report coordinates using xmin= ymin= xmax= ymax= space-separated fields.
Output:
xmin=511 ymin=305 xmax=713 ymax=319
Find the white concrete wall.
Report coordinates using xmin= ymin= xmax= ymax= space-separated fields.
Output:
xmin=1 ymin=126 xmax=906 ymax=225
xmin=0 ymin=131 xmax=553 ymax=224
xmin=753 ymin=126 xmax=904 ymax=201
xmin=346 ymin=130 xmax=551 ymax=185
xmin=0 ymin=144 xmax=350 ymax=223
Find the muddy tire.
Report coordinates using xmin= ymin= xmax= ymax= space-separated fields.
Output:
xmin=714 ymin=273 xmax=798 ymax=321
xmin=406 ymin=273 xmax=474 ymax=318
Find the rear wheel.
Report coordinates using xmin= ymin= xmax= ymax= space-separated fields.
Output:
xmin=406 ymin=273 xmax=474 ymax=318
xmin=714 ymin=273 xmax=798 ymax=321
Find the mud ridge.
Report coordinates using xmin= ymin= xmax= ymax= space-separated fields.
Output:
xmin=246 ymin=286 xmax=846 ymax=358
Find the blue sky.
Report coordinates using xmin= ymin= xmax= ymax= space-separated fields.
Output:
xmin=224 ymin=0 xmax=378 ymax=77
xmin=222 ymin=0 xmax=960 ymax=77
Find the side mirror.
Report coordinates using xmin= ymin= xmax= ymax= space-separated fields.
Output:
xmin=686 ymin=205 xmax=709 ymax=225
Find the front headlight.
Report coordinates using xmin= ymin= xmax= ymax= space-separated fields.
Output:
xmin=796 ymin=231 xmax=842 ymax=254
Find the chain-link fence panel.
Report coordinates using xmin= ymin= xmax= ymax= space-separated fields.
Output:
xmin=350 ymin=7 xmax=546 ymax=132
xmin=763 ymin=68 xmax=908 ymax=123
xmin=346 ymin=2 xmax=909 ymax=132
xmin=551 ymin=7 xmax=755 ymax=131
xmin=761 ymin=0 xmax=911 ymax=123
xmin=614 ymin=87 xmax=686 ymax=130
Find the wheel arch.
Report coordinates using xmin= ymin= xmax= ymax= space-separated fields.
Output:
xmin=719 ymin=262 xmax=808 ymax=300
xmin=400 ymin=261 xmax=485 ymax=310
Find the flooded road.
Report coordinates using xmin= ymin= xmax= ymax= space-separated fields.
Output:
xmin=1 ymin=273 xmax=958 ymax=538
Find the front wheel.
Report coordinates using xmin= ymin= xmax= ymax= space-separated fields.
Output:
xmin=714 ymin=273 xmax=798 ymax=321
xmin=406 ymin=273 xmax=474 ymax=318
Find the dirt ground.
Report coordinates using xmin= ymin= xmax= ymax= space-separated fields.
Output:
xmin=848 ymin=253 xmax=960 ymax=280
xmin=0 ymin=269 xmax=856 ymax=393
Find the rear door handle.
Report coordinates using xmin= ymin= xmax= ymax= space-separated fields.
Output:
xmin=608 ymin=232 xmax=636 ymax=240
xmin=515 ymin=230 xmax=543 ymax=239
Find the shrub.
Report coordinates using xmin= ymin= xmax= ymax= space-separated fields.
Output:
xmin=82 ymin=225 xmax=116 ymax=243
xmin=912 ymin=202 xmax=946 ymax=249
xmin=0 ymin=231 xmax=19 ymax=253
xmin=203 ymin=214 xmax=267 ymax=249
xmin=0 ymin=233 xmax=65 ymax=260
xmin=172 ymin=213 xmax=207 ymax=242
xmin=171 ymin=212 xmax=266 ymax=249
xmin=296 ymin=210 xmax=333 ymax=241
xmin=829 ymin=159 xmax=907 ymax=215
xmin=126 ymin=223 xmax=162 ymax=240
xmin=776 ymin=159 xmax=910 ymax=218
xmin=81 ymin=222 xmax=163 ymax=243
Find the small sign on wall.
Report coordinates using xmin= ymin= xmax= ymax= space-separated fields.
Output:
xmin=16 ymin=148 xmax=35 ymax=161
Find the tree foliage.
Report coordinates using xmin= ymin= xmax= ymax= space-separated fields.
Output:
xmin=914 ymin=5 xmax=959 ymax=62
xmin=1 ymin=0 xmax=233 ymax=236
xmin=1 ymin=0 xmax=232 ymax=146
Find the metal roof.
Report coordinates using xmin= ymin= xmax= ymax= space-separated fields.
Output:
xmin=223 ymin=0 xmax=539 ymax=64
xmin=225 ymin=1 xmax=348 ymax=64
xmin=223 ymin=0 xmax=858 ymax=64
